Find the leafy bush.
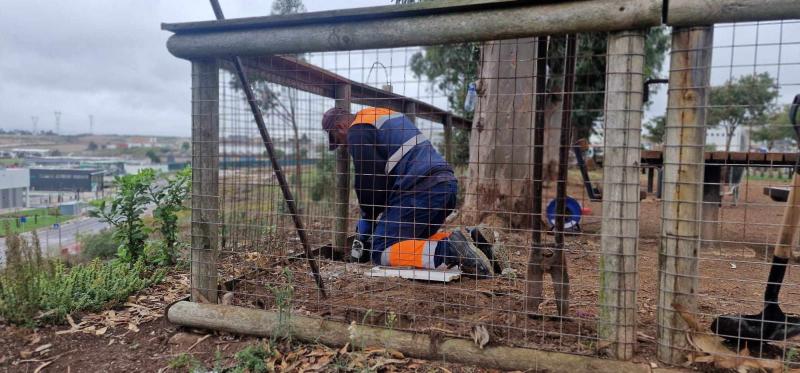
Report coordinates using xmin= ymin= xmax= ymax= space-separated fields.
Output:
xmin=148 ymin=167 xmax=191 ymax=265
xmin=232 ymin=344 xmax=273 ymax=373
xmin=79 ymin=228 xmax=118 ymax=261
xmin=310 ymin=154 xmax=335 ymax=202
xmin=0 ymin=228 xmax=163 ymax=326
xmin=90 ymin=170 xmax=155 ymax=262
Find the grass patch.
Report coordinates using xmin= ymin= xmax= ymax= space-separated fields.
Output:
xmin=0 ymin=208 xmax=72 ymax=236
xmin=0 ymin=229 xmax=164 ymax=326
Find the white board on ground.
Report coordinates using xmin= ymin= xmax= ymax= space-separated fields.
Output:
xmin=366 ymin=266 xmax=461 ymax=282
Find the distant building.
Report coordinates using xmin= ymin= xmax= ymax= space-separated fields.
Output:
xmin=0 ymin=168 xmax=30 ymax=209
xmin=11 ymin=148 xmax=50 ymax=157
xmin=125 ymin=163 xmax=169 ymax=175
xmin=706 ymin=126 xmax=750 ymax=151
xmin=30 ymin=168 xmax=105 ymax=192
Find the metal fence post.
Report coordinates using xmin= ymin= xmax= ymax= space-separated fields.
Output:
xmin=191 ymin=59 xmax=220 ymax=304
xmin=334 ymin=84 xmax=352 ymax=255
xmin=657 ymin=26 xmax=713 ymax=364
xmin=599 ymin=29 xmax=645 ymax=361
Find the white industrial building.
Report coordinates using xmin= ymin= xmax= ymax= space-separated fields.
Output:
xmin=0 ymin=168 xmax=30 ymax=209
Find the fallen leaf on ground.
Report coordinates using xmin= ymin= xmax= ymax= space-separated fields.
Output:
xmin=95 ymin=327 xmax=108 ymax=336
xmin=674 ymin=302 xmax=785 ymax=372
xmin=127 ymin=323 xmax=140 ymax=333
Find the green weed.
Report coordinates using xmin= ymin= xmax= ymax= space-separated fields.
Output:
xmin=0 ymin=226 xmax=164 ymax=326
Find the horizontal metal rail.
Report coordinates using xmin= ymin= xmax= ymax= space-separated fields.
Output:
xmin=164 ymin=0 xmax=661 ymax=58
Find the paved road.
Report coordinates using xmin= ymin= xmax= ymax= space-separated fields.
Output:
xmin=0 ymin=217 xmax=109 ymax=264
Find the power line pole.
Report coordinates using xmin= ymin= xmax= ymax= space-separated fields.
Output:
xmin=89 ymin=114 xmax=94 ymax=134
xmin=54 ymin=111 xmax=62 ymax=135
xmin=31 ymin=116 xmax=39 ymax=134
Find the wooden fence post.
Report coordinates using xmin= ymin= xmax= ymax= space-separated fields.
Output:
xmin=191 ymin=59 xmax=220 ymax=304
xmin=657 ymin=26 xmax=713 ymax=365
xmin=334 ymin=84 xmax=352 ymax=255
xmin=599 ymin=30 xmax=645 ymax=361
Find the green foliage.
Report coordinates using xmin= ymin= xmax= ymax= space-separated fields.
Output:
xmin=750 ymin=104 xmax=796 ymax=150
xmin=708 ymin=72 xmax=779 ymax=151
xmin=232 ymin=344 xmax=273 ymax=373
xmin=79 ymin=228 xmax=119 ymax=261
xmin=181 ymin=141 xmax=191 ymax=152
xmin=406 ymin=23 xmax=669 ymax=148
xmin=644 ymin=115 xmax=666 ymax=144
xmin=310 ymin=154 xmax=335 ymax=202
xmin=0 ymin=228 xmax=163 ymax=326
xmin=89 ymin=170 xmax=155 ymax=262
xmin=267 ymin=268 xmax=294 ymax=341
xmin=145 ymin=149 xmax=161 ymax=164
xmin=168 ymin=353 xmax=204 ymax=372
xmin=569 ymin=27 xmax=670 ymax=140
xmin=148 ymin=167 xmax=191 ymax=265
xmin=271 ymin=0 xmax=305 ymax=15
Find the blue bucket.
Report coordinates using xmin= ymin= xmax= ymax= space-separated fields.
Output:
xmin=546 ymin=196 xmax=582 ymax=229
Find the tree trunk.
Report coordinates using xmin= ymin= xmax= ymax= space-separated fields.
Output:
xmin=544 ymin=91 xmax=564 ymax=182
xmin=464 ymin=38 xmax=559 ymax=228
xmin=725 ymin=126 xmax=734 ymax=153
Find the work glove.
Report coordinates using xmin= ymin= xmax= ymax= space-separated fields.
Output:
xmin=351 ymin=218 xmax=374 ymax=263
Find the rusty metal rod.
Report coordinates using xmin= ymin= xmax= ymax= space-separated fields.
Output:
xmin=525 ymin=36 xmax=550 ymax=315
xmin=208 ymin=0 xmax=326 ymax=298
xmin=555 ymin=34 xmax=578 ymax=247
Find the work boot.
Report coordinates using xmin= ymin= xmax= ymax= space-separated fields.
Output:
xmin=446 ymin=230 xmax=494 ymax=278
xmin=468 ymin=226 xmax=513 ymax=277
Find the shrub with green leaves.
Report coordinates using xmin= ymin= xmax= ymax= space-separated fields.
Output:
xmin=78 ymin=228 xmax=118 ymax=261
xmin=148 ymin=167 xmax=191 ymax=265
xmin=90 ymin=170 xmax=155 ymax=262
xmin=0 ymin=228 xmax=163 ymax=326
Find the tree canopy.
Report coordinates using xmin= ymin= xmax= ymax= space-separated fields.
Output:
xmin=708 ymin=72 xmax=779 ymax=152
xmin=751 ymin=104 xmax=796 ymax=150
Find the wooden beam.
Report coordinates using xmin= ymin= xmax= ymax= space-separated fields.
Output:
xmin=334 ymin=84 xmax=352 ymax=256
xmin=657 ymin=26 xmax=713 ymax=365
xmin=599 ymin=30 xmax=645 ymax=361
xmin=167 ymin=301 xmax=656 ymax=373
xmin=233 ymin=55 xmax=471 ymax=129
xmin=191 ymin=59 xmax=220 ymax=304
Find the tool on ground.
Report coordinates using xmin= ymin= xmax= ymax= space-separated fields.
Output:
xmin=711 ymin=94 xmax=800 ymax=346
xmin=207 ymin=0 xmax=326 ymax=298
xmin=526 ymin=35 xmax=577 ymax=318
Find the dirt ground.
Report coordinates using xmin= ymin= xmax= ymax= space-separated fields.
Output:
xmin=0 ymin=271 xmax=498 ymax=373
xmin=219 ymin=178 xmax=800 ymax=365
xmin=3 ymin=178 xmax=800 ymax=372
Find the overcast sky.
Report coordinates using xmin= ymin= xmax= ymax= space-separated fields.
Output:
xmin=1 ymin=1 xmax=797 ymax=137
xmin=0 ymin=0 xmax=385 ymax=137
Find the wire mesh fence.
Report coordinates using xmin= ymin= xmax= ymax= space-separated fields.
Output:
xmin=179 ymin=5 xmax=800 ymax=368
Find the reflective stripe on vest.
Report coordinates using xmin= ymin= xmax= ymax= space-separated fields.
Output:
xmin=350 ymin=107 xmax=428 ymax=175
xmin=385 ymin=133 xmax=427 ymax=175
